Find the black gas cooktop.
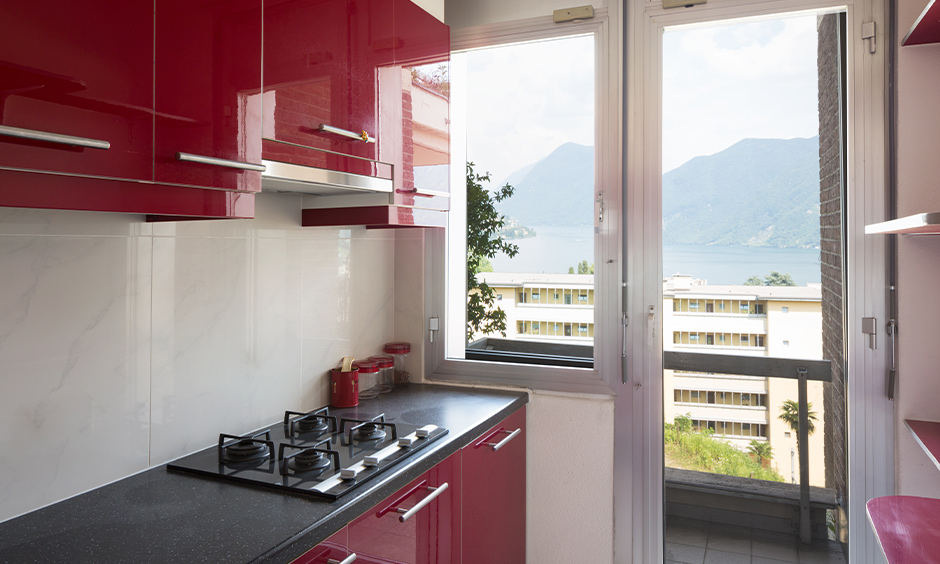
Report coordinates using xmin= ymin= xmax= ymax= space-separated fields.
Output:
xmin=167 ymin=407 xmax=448 ymax=500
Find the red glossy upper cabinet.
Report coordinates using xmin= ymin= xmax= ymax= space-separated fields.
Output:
xmin=462 ymin=408 xmax=526 ymax=564
xmin=348 ymin=452 xmax=461 ymax=563
xmin=263 ymin=0 xmax=390 ymax=180
xmin=0 ymin=1 xmax=153 ymax=181
xmin=155 ymin=0 xmax=263 ymax=192
xmin=392 ymin=0 xmax=451 ymax=210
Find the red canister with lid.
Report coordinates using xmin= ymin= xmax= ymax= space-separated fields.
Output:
xmin=330 ymin=357 xmax=359 ymax=407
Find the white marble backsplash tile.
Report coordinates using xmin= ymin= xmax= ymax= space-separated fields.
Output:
xmin=0 ymin=192 xmax=402 ymax=522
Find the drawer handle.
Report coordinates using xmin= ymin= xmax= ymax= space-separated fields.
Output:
xmin=0 ymin=125 xmax=110 ymax=150
xmin=327 ymin=553 xmax=357 ymax=564
xmin=318 ymin=124 xmax=376 ymax=144
xmin=395 ymin=482 xmax=449 ymax=522
xmin=176 ymin=152 xmax=266 ymax=172
xmin=485 ymin=428 xmax=521 ymax=452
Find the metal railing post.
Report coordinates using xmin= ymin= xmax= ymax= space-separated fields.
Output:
xmin=798 ymin=367 xmax=811 ymax=544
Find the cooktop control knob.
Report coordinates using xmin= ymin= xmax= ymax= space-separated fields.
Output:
xmin=340 ymin=468 xmax=358 ymax=480
xmin=363 ymin=456 xmax=379 ymax=467
xmin=398 ymin=437 xmax=415 ymax=447
xmin=416 ymin=425 xmax=437 ymax=438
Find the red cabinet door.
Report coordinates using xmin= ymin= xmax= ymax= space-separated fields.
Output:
xmin=462 ymin=408 xmax=526 ymax=564
xmin=155 ymin=0 xmax=263 ymax=192
xmin=290 ymin=529 xmax=349 ymax=564
xmin=263 ymin=0 xmax=390 ymax=180
xmin=0 ymin=1 xmax=153 ymax=181
xmin=390 ymin=0 xmax=450 ymax=210
xmin=348 ymin=452 xmax=461 ymax=564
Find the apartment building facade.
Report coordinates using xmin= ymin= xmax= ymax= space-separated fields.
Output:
xmin=477 ymin=272 xmax=826 ymax=486
xmin=663 ymin=275 xmax=826 ymax=486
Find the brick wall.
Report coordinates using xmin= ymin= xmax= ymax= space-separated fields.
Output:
xmin=816 ymin=12 xmax=848 ymax=543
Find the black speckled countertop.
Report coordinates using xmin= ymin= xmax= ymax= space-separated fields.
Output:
xmin=0 ymin=384 xmax=527 ymax=564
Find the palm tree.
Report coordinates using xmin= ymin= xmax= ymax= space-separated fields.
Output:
xmin=778 ymin=399 xmax=818 ymax=441
xmin=748 ymin=440 xmax=773 ymax=466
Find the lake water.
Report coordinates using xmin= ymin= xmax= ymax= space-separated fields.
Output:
xmin=489 ymin=225 xmax=821 ymax=286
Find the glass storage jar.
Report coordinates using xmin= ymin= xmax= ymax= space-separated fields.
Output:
xmin=369 ymin=354 xmax=395 ymax=393
xmin=383 ymin=342 xmax=411 ymax=387
xmin=353 ymin=360 xmax=379 ymax=400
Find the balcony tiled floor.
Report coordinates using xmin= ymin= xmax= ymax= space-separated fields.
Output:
xmin=665 ymin=517 xmax=847 ymax=564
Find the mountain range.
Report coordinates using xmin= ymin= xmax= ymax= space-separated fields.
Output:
xmin=494 ymin=137 xmax=821 ymax=248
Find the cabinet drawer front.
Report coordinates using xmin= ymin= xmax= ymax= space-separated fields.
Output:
xmin=348 ymin=453 xmax=460 ymax=564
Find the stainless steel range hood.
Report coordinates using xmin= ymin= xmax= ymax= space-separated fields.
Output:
xmin=260 ymin=159 xmax=393 ymax=196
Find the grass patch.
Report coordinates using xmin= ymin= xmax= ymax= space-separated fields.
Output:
xmin=666 ymin=421 xmax=785 ymax=482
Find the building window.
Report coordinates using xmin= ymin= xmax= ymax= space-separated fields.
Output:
xmin=518 ymin=292 xmax=527 ymax=304
xmin=706 ymin=334 xmax=714 ymax=345
xmin=783 ymin=340 xmax=789 ymax=346
xmin=496 ymin=294 xmax=503 ymax=301
xmin=532 ymin=292 xmax=540 ymax=301
xmin=565 ymin=294 xmax=572 ymax=305
xmin=690 ymin=334 xmax=700 ymax=341
xmin=782 ymin=306 xmax=789 ymax=313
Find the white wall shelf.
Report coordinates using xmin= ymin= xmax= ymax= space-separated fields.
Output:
xmin=864 ymin=212 xmax=940 ymax=235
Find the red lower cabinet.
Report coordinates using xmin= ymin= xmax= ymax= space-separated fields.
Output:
xmin=290 ymin=408 xmax=527 ymax=564
xmin=291 ymin=529 xmax=349 ymax=564
xmin=349 ymin=452 xmax=461 ymax=564
xmin=461 ymin=408 xmax=526 ymax=564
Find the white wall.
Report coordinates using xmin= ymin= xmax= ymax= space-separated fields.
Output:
xmin=0 ymin=193 xmax=399 ymax=522
xmin=526 ymin=391 xmax=615 ymax=563
xmin=895 ymin=0 xmax=940 ymax=499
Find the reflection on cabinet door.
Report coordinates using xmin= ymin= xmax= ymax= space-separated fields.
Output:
xmin=262 ymin=0 xmax=388 ymax=179
xmin=462 ymin=407 xmax=526 ymax=564
xmin=0 ymin=1 xmax=153 ymax=181
xmin=348 ymin=452 xmax=461 ymax=564
xmin=155 ymin=0 xmax=263 ymax=192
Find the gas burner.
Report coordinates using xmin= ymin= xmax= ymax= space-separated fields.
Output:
xmin=218 ymin=430 xmax=274 ymax=465
xmin=278 ymin=438 xmax=340 ymax=476
xmin=284 ymin=408 xmax=337 ymax=438
xmin=340 ymin=414 xmax=398 ymax=444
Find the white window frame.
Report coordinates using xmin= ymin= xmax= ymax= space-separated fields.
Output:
xmin=425 ymin=9 xmax=622 ymax=395
xmin=619 ymin=0 xmax=894 ymax=562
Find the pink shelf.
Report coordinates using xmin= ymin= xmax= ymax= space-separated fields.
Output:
xmin=907 ymin=420 xmax=940 ymax=471
xmin=904 ymin=0 xmax=940 ymax=46
xmin=867 ymin=496 xmax=940 ymax=563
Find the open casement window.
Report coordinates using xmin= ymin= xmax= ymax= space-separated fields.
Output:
xmin=427 ymin=9 xmax=621 ymax=394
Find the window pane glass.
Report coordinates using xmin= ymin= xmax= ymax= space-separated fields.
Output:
xmin=461 ymin=34 xmax=595 ymax=366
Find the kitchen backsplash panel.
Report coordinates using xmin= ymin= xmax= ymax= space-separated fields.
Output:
xmin=0 ymin=193 xmax=399 ymax=523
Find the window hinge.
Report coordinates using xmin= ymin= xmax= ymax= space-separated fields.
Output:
xmin=862 ymin=21 xmax=876 ymax=54
xmin=428 ymin=316 xmax=440 ymax=343
xmin=596 ymin=192 xmax=604 ymax=223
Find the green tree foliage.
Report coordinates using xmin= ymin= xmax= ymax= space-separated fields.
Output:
xmin=569 ymin=260 xmax=594 ymax=274
xmin=748 ymin=440 xmax=773 ymax=466
xmin=743 ymin=271 xmax=797 ymax=286
xmin=778 ymin=400 xmax=818 ymax=441
xmin=466 ymin=162 xmax=519 ymax=341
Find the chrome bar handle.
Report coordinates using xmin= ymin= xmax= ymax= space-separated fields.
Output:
xmin=327 ymin=553 xmax=357 ymax=564
xmin=318 ymin=124 xmax=376 ymax=144
xmin=0 ymin=125 xmax=110 ymax=150
xmin=396 ymin=483 xmax=449 ymax=522
xmin=176 ymin=152 xmax=266 ymax=172
xmin=485 ymin=428 xmax=521 ymax=452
